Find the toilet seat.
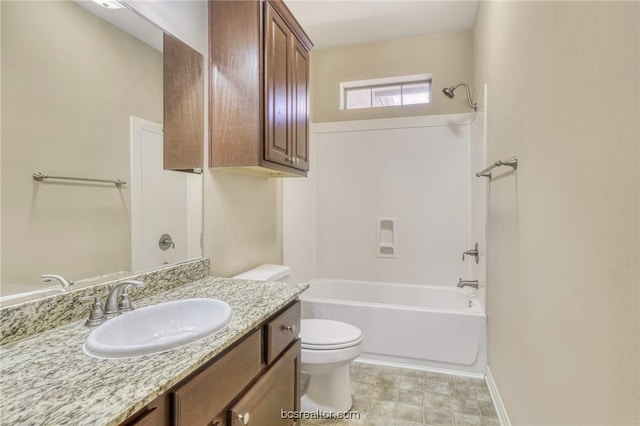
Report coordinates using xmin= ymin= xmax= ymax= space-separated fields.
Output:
xmin=301 ymin=319 xmax=363 ymax=350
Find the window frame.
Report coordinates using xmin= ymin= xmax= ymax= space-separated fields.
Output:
xmin=340 ymin=73 xmax=432 ymax=110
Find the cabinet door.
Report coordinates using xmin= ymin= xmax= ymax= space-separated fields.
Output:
xmin=290 ymin=37 xmax=309 ymax=171
xmin=172 ymin=330 xmax=263 ymax=426
xmin=229 ymin=340 xmax=301 ymax=426
xmin=120 ymin=394 xmax=170 ymax=426
xmin=124 ymin=409 xmax=159 ymax=426
xmin=164 ymin=33 xmax=204 ymax=172
xmin=264 ymin=2 xmax=292 ymax=167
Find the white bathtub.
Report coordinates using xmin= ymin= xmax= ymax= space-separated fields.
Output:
xmin=300 ymin=278 xmax=486 ymax=376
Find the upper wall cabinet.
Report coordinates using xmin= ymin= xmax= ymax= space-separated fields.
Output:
xmin=164 ymin=33 xmax=205 ymax=172
xmin=209 ymin=0 xmax=313 ymax=178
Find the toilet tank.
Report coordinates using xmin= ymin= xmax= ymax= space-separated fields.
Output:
xmin=233 ymin=264 xmax=290 ymax=281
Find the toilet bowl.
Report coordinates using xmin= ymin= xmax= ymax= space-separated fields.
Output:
xmin=233 ymin=265 xmax=364 ymax=413
xmin=300 ymin=318 xmax=363 ymax=413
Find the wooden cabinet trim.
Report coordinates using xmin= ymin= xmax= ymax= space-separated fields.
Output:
xmin=267 ymin=0 xmax=313 ymax=51
xmin=264 ymin=2 xmax=293 ymax=167
xmin=290 ymin=37 xmax=310 ymax=171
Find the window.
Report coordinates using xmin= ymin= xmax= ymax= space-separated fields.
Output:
xmin=340 ymin=74 xmax=431 ymax=110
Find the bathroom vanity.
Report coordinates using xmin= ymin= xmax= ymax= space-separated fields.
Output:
xmin=0 ymin=268 xmax=307 ymax=426
xmin=124 ymin=302 xmax=301 ymax=426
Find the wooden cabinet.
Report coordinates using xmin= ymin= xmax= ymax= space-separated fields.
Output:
xmin=163 ymin=33 xmax=204 ymax=172
xmin=120 ymin=301 xmax=301 ymax=426
xmin=172 ymin=330 xmax=264 ymax=426
xmin=120 ymin=394 xmax=170 ymax=426
xmin=209 ymin=0 xmax=313 ymax=178
xmin=265 ymin=300 xmax=300 ymax=365
xmin=229 ymin=340 xmax=301 ymax=426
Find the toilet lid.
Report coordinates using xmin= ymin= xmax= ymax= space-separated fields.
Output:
xmin=300 ymin=319 xmax=363 ymax=350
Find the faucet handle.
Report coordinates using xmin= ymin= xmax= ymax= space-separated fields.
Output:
xmin=79 ymin=296 xmax=106 ymax=327
xmin=461 ymin=242 xmax=480 ymax=264
xmin=105 ymin=280 xmax=145 ymax=318
xmin=117 ymin=280 xmax=145 ymax=313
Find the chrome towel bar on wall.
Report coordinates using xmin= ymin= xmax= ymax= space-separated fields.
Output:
xmin=33 ymin=171 xmax=126 ymax=187
xmin=475 ymin=157 xmax=518 ymax=178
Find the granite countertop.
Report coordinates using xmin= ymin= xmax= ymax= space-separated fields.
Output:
xmin=0 ymin=277 xmax=308 ymax=425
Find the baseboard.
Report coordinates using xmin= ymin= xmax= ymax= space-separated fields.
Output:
xmin=355 ymin=357 xmax=485 ymax=379
xmin=485 ymin=366 xmax=511 ymax=426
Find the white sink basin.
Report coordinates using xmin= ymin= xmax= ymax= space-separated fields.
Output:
xmin=83 ymin=298 xmax=233 ymax=359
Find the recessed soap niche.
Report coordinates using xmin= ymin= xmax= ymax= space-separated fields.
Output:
xmin=377 ymin=217 xmax=397 ymax=258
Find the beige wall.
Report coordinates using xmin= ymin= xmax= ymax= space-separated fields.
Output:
xmin=474 ymin=1 xmax=639 ymax=424
xmin=310 ymin=31 xmax=474 ymax=122
xmin=1 ymin=1 xmax=162 ymax=289
xmin=203 ymin=170 xmax=283 ymax=277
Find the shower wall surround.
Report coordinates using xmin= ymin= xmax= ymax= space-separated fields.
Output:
xmin=284 ymin=113 xmax=483 ymax=287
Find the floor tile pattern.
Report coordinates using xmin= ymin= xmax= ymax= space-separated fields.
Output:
xmin=301 ymin=362 xmax=499 ymax=426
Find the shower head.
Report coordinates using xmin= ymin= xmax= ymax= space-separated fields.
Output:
xmin=442 ymin=87 xmax=455 ymax=99
xmin=442 ymin=82 xmax=480 ymax=111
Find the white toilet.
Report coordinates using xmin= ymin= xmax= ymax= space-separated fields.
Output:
xmin=299 ymin=318 xmax=363 ymax=412
xmin=233 ymin=265 xmax=364 ymax=413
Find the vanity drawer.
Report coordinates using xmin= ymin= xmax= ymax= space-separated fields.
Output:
xmin=121 ymin=394 xmax=169 ymax=426
xmin=265 ymin=301 xmax=300 ymax=365
xmin=126 ymin=408 xmax=159 ymax=426
xmin=230 ymin=339 xmax=301 ymax=426
xmin=172 ymin=329 xmax=263 ymax=426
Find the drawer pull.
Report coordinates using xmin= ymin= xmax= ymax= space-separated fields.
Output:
xmin=237 ymin=412 xmax=250 ymax=425
xmin=281 ymin=324 xmax=296 ymax=333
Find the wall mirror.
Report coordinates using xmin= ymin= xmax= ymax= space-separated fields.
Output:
xmin=0 ymin=0 xmax=204 ymax=303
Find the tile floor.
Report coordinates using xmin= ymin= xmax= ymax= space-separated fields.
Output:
xmin=301 ymin=362 xmax=499 ymax=426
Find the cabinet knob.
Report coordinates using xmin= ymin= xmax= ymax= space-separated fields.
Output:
xmin=237 ymin=412 xmax=250 ymax=425
xmin=285 ymin=157 xmax=292 ymax=163
xmin=282 ymin=324 xmax=296 ymax=333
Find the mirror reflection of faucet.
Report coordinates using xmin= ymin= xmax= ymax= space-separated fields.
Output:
xmin=159 ymin=234 xmax=175 ymax=250
xmin=462 ymin=242 xmax=479 ymax=264
xmin=41 ymin=274 xmax=74 ymax=290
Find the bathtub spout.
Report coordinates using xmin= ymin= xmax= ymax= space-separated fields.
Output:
xmin=457 ymin=279 xmax=479 ymax=289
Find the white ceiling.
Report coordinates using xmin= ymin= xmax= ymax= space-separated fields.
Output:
xmin=284 ymin=0 xmax=479 ymax=49
xmin=74 ymin=0 xmax=163 ymax=51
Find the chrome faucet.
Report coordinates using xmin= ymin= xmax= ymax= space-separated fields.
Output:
xmin=41 ymin=274 xmax=74 ymax=290
xmin=104 ymin=280 xmax=145 ymax=318
xmin=457 ymin=279 xmax=479 ymax=289
xmin=462 ymin=242 xmax=479 ymax=264
xmin=79 ymin=296 xmax=106 ymax=327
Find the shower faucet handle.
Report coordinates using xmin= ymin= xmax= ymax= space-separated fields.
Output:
xmin=462 ymin=242 xmax=479 ymax=264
